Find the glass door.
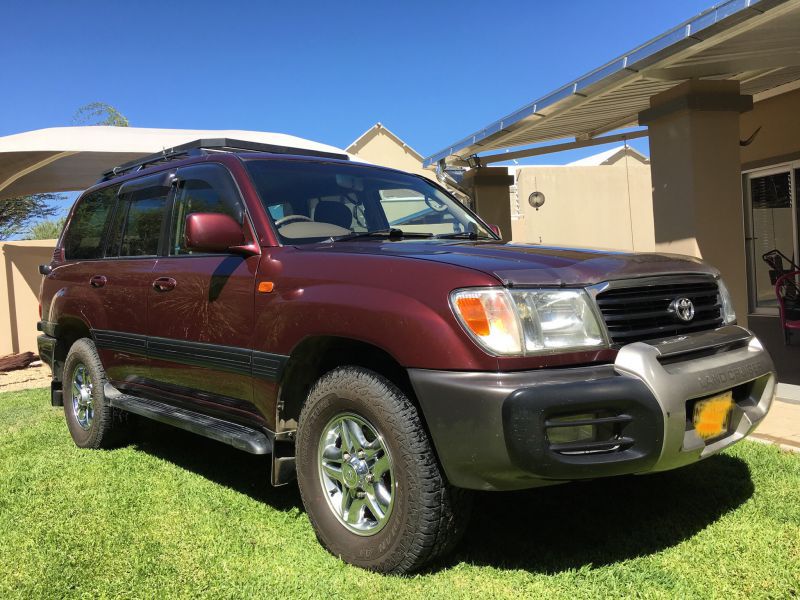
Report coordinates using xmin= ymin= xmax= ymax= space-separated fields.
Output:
xmin=743 ymin=164 xmax=799 ymax=313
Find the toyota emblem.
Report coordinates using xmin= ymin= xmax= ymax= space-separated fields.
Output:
xmin=669 ymin=297 xmax=695 ymax=322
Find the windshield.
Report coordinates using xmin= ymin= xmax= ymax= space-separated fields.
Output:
xmin=244 ymin=159 xmax=495 ymax=244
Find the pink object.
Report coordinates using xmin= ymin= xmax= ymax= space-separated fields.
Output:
xmin=775 ymin=270 xmax=800 ymax=344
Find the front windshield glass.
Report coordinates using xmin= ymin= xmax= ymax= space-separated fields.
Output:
xmin=244 ymin=159 xmax=495 ymax=244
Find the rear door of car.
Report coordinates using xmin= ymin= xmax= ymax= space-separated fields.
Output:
xmin=89 ymin=172 xmax=173 ymax=390
xmin=57 ymin=173 xmax=171 ymax=390
xmin=145 ymin=162 xmax=261 ymax=424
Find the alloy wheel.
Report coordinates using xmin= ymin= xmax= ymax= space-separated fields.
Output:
xmin=317 ymin=412 xmax=395 ymax=536
xmin=71 ymin=363 xmax=94 ymax=431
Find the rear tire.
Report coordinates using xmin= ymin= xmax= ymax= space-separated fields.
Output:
xmin=295 ymin=366 xmax=471 ymax=573
xmin=62 ymin=338 xmax=129 ymax=449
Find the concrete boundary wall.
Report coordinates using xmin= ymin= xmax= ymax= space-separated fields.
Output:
xmin=1 ymin=240 xmax=56 ymax=355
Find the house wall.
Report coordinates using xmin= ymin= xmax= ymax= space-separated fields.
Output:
xmin=1 ymin=239 xmax=56 ymax=356
xmin=510 ymin=161 xmax=655 ymax=251
xmin=741 ymin=87 xmax=800 ymax=169
xmin=739 ymin=87 xmax=800 ymax=384
xmin=348 ymin=129 xmax=437 ymax=181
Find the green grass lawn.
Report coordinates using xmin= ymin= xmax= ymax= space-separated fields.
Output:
xmin=0 ymin=388 xmax=798 ymax=599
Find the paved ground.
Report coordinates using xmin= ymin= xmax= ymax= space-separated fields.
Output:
xmin=0 ymin=363 xmax=51 ymax=393
xmin=751 ymin=384 xmax=800 ymax=452
xmin=1 ymin=363 xmax=798 ymax=450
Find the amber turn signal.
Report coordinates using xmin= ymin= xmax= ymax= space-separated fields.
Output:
xmin=258 ymin=281 xmax=275 ymax=293
xmin=455 ymin=297 xmax=490 ymax=336
xmin=450 ymin=288 xmax=524 ymax=355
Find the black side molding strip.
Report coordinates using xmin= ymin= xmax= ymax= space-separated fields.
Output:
xmin=148 ymin=338 xmax=252 ymax=377
xmin=94 ymin=330 xmax=148 ymax=354
xmin=253 ymin=351 xmax=286 ymax=379
xmin=92 ymin=329 xmax=288 ymax=381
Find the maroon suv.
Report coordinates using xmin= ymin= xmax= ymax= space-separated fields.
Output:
xmin=37 ymin=138 xmax=776 ymax=573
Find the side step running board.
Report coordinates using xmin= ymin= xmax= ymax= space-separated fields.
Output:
xmin=105 ymin=385 xmax=272 ymax=455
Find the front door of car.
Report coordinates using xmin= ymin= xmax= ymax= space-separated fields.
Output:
xmin=145 ymin=163 xmax=261 ymax=424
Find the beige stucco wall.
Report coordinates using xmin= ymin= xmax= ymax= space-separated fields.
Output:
xmin=741 ymin=87 xmax=800 ymax=168
xmin=1 ymin=239 xmax=56 ymax=355
xmin=349 ymin=129 xmax=437 ymax=181
xmin=739 ymin=87 xmax=800 ymax=315
xmin=510 ymin=162 xmax=655 ymax=251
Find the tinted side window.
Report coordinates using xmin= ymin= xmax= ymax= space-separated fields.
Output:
xmin=170 ymin=164 xmax=244 ymax=255
xmin=107 ymin=185 xmax=169 ymax=258
xmin=62 ymin=186 xmax=117 ymax=260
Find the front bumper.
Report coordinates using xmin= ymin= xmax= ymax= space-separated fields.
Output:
xmin=409 ymin=325 xmax=776 ymax=491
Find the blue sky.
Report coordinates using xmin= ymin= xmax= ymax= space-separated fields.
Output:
xmin=2 ymin=0 xmax=714 ymax=172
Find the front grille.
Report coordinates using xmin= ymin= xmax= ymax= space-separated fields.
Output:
xmin=595 ymin=278 xmax=723 ymax=345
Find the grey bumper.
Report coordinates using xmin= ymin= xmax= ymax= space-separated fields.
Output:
xmin=409 ymin=325 xmax=776 ymax=491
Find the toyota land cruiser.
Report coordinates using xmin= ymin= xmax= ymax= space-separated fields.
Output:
xmin=37 ymin=137 xmax=775 ymax=573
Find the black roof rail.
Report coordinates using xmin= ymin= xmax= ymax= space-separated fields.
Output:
xmin=98 ymin=137 xmax=350 ymax=182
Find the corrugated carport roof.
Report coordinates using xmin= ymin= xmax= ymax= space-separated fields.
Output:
xmin=424 ymin=0 xmax=800 ymax=167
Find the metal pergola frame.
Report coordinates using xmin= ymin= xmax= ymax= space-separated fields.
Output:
xmin=424 ymin=0 xmax=800 ymax=169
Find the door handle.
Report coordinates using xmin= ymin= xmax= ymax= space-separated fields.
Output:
xmin=90 ymin=275 xmax=107 ymax=288
xmin=152 ymin=277 xmax=177 ymax=292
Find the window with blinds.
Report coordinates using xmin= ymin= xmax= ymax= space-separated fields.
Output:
xmin=746 ymin=168 xmax=798 ymax=311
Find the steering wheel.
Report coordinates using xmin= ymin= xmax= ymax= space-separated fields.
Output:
xmin=274 ymin=214 xmax=313 ymax=227
xmin=353 ymin=205 xmax=368 ymax=228
xmin=424 ymin=196 xmax=448 ymax=212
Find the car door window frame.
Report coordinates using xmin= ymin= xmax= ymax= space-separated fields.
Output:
xmin=103 ymin=171 xmax=176 ymax=260
xmin=165 ymin=162 xmax=256 ymax=258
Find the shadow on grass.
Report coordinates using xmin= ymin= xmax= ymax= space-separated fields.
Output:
xmin=130 ymin=418 xmax=302 ymax=511
xmin=127 ymin=419 xmax=753 ymax=573
xmin=444 ymin=454 xmax=753 ymax=573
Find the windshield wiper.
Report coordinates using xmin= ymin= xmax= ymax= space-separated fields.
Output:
xmin=333 ymin=228 xmax=434 ymax=242
xmin=435 ymin=231 xmax=493 ymax=240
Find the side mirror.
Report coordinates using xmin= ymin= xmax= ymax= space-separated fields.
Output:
xmin=487 ymin=224 xmax=502 ymax=239
xmin=185 ymin=213 xmax=247 ymax=253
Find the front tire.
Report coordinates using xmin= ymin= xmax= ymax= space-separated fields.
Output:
xmin=63 ymin=338 xmax=128 ymax=449
xmin=296 ymin=366 xmax=471 ymax=573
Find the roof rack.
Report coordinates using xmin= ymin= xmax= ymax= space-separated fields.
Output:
xmin=99 ymin=137 xmax=350 ymax=181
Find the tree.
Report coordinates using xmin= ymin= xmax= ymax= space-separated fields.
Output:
xmin=73 ymin=102 xmax=129 ymax=127
xmin=27 ymin=216 xmax=67 ymax=240
xmin=0 ymin=194 xmax=62 ymax=241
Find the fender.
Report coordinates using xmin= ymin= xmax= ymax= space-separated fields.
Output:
xmin=253 ymin=248 xmax=501 ymax=371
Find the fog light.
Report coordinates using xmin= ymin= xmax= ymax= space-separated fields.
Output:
xmin=547 ymin=413 xmax=597 ymax=444
xmin=546 ymin=413 xmax=596 ymax=445
xmin=546 ymin=411 xmax=634 ymax=455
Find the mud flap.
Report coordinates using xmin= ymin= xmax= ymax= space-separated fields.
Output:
xmin=271 ymin=437 xmax=297 ymax=486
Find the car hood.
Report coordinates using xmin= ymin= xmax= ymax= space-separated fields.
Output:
xmin=304 ymin=240 xmax=717 ymax=286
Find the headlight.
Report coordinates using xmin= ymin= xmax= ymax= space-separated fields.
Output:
xmin=450 ymin=288 xmax=606 ymax=356
xmin=717 ymin=277 xmax=737 ymax=324
xmin=450 ymin=289 xmax=523 ymax=355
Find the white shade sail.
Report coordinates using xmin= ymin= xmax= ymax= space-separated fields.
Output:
xmin=0 ymin=126 xmax=349 ymax=200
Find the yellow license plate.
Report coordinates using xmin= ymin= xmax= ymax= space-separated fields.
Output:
xmin=693 ymin=391 xmax=733 ymax=440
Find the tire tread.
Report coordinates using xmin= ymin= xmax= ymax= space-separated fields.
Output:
xmin=63 ymin=338 xmax=129 ymax=449
xmin=296 ymin=366 xmax=471 ymax=573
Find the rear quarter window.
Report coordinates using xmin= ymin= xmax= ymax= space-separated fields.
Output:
xmin=62 ymin=186 xmax=118 ymax=260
